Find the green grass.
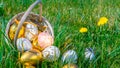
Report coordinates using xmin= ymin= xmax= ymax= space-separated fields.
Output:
xmin=0 ymin=0 xmax=120 ymax=68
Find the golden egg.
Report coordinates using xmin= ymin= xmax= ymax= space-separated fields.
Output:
xmin=25 ymin=65 xmax=35 ymax=68
xmin=63 ymin=64 xmax=78 ymax=68
xmin=24 ymin=63 xmax=36 ymax=68
xmin=9 ymin=23 xmax=17 ymax=40
xmin=9 ymin=23 xmax=25 ymax=40
xmin=20 ymin=49 xmax=43 ymax=64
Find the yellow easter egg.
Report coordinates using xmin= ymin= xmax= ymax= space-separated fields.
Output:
xmin=63 ymin=64 xmax=78 ymax=68
xmin=9 ymin=23 xmax=25 ymax=40
xmin=24 ymin=63 xmax=36 ymax=68
xmin=20 ymin=50 xmax=43 ymax=64
xmin=25 ymin=65 xmax=35 ymax=68
xmin=9 ymin=23 xmax=17 ymax=40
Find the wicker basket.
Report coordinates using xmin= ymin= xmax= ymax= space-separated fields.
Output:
xmin=5 ymin=0 xmax=54 ymax=46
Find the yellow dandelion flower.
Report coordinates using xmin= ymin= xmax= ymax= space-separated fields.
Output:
xmin=79 ymin=27 xmax=88 ymax=33
xmin=97 ymin=17 xmax=108 ymax=26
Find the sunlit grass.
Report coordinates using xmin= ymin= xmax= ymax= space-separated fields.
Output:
xmin=0 ymin=0 xmax=120 ymax=68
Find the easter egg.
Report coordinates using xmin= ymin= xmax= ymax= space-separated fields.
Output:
xmin=25 ymin=23 xmax=38 ymax=41
xmin=42 ymin=46 xmax=60 ymax=62
xmin=62 ymin=64 xmax=78 ymax=68
xmin=38 ymin=32 xmax=54 ymax=50
xmin=20 ymin=50 xmax=42 ymax=65
xmin=25 ymin=65 xmax=35 ymax=68
xmin=17 ymin=38 xmax=32 ymax=52
xmin=9 ymin=23 xmax=25 ymax=40
xmin=85 ymin=48 xmax=95 ymax=60
xmin=61 ymin=50 xmax=78 ymax=64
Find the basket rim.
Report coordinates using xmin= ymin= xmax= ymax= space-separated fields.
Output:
xmin=6 ymin=12 xmax=54 ymax=42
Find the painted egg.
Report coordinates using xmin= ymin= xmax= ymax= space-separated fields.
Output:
xmin=9 ymin=23 xmax=25 ymax=40
xmin=42 ymin=46 xmax=60 ymax=62
xmin=20 ymin=50 xmax=42 ymax=64
xmin=17 ymin=38 xmax=32 ymax=52
xmin=85 ymin=48 xmax=95 ymax=60
xmin=62 ymin=64 xmax=78 ymax=68
xmin=25 ymin=23 xmax=38 ymax=41
xmin=38 ymin=32 xmax=54 ymax=50
xmin=61 ymin=50 xmax=78 ymax=64
xmin=25 ymin=65 xmax=35 ymax=68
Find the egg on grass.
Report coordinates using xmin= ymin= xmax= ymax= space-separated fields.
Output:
xmin=25 ymin=65 xmax=36 ymax=68
xmin=42 ymin=46 xmax=60 ymax=62
xmin=62 ymin=64 xmax=78 ymax=68
xmin=20 ymin=50 xmax=43 ymax=65
xmin=85 ymin=48 xmax=95 ymax=60
xmin=61 ymin=50 xmax=78 ymax=64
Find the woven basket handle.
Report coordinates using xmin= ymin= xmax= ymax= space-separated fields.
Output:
xmin=14 ymin=0 xmax=42 ymax=45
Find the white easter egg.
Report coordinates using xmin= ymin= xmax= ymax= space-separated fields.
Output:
xmin=85 ymin=48 xmax=95 ymax=60
xmin=61 ymin=50 xmax=78 ymax=64
xmin=25 ymin=23 xmax=38 ymax=41
xmin=42 ymin=46 xmax=60 ymax=62
xmin=17 ymin=38 xmax=32 ymax=52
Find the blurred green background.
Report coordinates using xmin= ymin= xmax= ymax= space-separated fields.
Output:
xmin=0 ymin=0 xmax=120 ymax=68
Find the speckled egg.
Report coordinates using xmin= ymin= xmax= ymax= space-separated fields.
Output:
xmin=62 ymin=64 xmax=78 ymax=68
xmin=85 ymin=48 xmax=95 ymax=60
xmin=25 ymin=23 xmax=38 ymax=41
xmin=17 ymin=38 xmax=32 ymax=52
xmin=61 ymin=50 xmax=78 ymax=64
xmin=42 ymin=46 xmax=60 ymax=62
xmin=38 ymin=32 xmax=54 ymax=50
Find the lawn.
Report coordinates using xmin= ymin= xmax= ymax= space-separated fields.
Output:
xmin=0 ymin=0 xmax=120 ymax=68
